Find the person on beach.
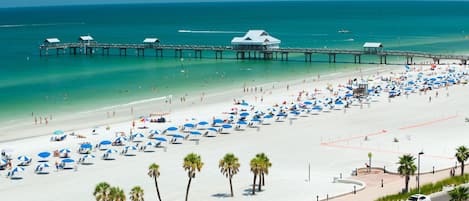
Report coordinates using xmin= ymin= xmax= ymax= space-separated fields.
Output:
xmin=34 ymin=117 xmax=37 ymax=125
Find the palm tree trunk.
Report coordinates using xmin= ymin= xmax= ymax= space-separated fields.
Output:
xmin=154 ymin=177 xmax=162 ymax=201
xmin=262 ymin=172 xmax=265 ymax=186
xmin=404 ymin=175 xmax=409 ymax=193
xmin=185 ymin=177 xmax=192 ymax=201
xmin=252 ymin=174 xmax=257 ymax=195
xmin=229 ymin=176 xmax=234 ymax=197
xmin=461 ymin=162 xmax=465 ymax=176
xmin=258 ymin=172 xmax=262 ymax=191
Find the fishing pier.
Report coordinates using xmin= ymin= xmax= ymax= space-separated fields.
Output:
xmin=39 ymin=32 xmax=469 ymax=65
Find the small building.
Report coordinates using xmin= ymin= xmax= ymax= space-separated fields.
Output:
xmin=43 ymin=38 xmax=60 ymax=45
xmin=79 ymin=35 xmax=95 ymax=43
xmin=363 ymin=42 xmax=383 ymax=54
xmin=143 ymin=38 xmax=160 ymax=47
xmin=231 ymin=30 xmax=281 ymax=50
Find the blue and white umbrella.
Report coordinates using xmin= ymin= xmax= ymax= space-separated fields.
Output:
xmin=59 ymin=148 xmax=72 ymax=154
xmin=213 ymin=119 xmax=224 ymax=124
xmin=17 ymin=155 xmax=30 ymax=162
xmin=82 ymin=154 xmax=95 ymax=159
xmin=124 ymin=146 xmax=138 ymax=151
xmin=239 ymin=112 xmax=250 ymax=117
xmin=345 ymin=93 xmax=353 ymax=97
xmin=303 ymin=101 xmax=313 ymax=105
xmin=166 ymin=126 xmax=178 ymax=131
xmin=263 ymin=115 xmax=273 ymax=119
xmin=335 ymin=101 xmax=344 ymax=105
xmin=237 ymin=121 xmax=248 ymax=125
xmin=312 ymin=105 xmax=322 ymax=111
xmin=61 ymin=158 xmax=75 ymax=163
xmin=172 ymin=134 xmax=185 ymax=139
xmin=222 ymin=124 xmax=232 ymax=129
xmin=155 ymin=137 xmax=167 ymax=142
xmin=146 ymin=141 xmax=158 ymax=146
xmin=36 ymin=163 xmax=50 ymax=169
xmin=105 ymin=149 xmax=118 ymax=154
xmin=80 ymin=144 xmax=93 ymax=149
xmin=184 ymin=123 xmax=195 ymax=128
xmin=38 ymin=152 xmax=51 ymax=159
xmin=53 ymin=130 xmax=65 ymax=135
xmin=240 ymin=102 xmax=249 ymax=106
xmin=114 ymin=136 xmax=128 ymax=142
xmin=149 ymin=129 xmax=162 ymax=135
xmin=190 ymin=131 xmax=202 ymax=135
xmin=12 ymin=166 xmax=25 ymax=173
xmin=0 ymin=159 xmax=7 ymax=166
xmin=132 ymin=133 xmax=145 ymax=138
xmin=100 ymin=140 xmax=112 ymax=145
xmin=198 ymin=121 xmax=209 ymax=126
xmin=207 ymin=127 xmax=218 ymax=132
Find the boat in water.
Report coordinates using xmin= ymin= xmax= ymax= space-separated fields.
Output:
xmin=338 ymin=29 xmax=351 ymax=34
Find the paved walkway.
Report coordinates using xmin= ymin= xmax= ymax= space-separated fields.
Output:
xmin=331 ymin=166 xmax=461 ymax=201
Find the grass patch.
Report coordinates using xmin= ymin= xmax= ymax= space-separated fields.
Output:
xmin=376 ymin=174 xmax=469 ymax=201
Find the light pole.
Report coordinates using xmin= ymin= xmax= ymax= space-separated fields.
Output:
xmin=417 ymin=151 xmax=424 ymax=193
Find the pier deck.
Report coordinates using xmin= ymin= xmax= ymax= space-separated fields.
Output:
xmin=39 ymin=43 xmax=469 ymax=65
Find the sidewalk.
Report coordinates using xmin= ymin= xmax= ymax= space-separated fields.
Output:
xmin=331 ymin=166 xmax=459 ymax=201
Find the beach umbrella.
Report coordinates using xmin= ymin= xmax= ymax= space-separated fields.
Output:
xmin=237 ymin=121 xmax=248 ymax=125
xmin=132 ymin=133 xmax=145 ymax=138
xmin=166 ymin=126 xmax=178 ymax=131
xmin=114 ymin=136 xmax=128 ymax=142
xmin=124 ymin=146 xmax=138 ymax=151
xmin=303 ymin=101 xmax=313 ymax=105
xmin=59 ymin=148 xmax=71 ymax=154
xmin=276 ymin=113 xmax=287 ymax=117
xmin=0 ymin=159 xmax=7 ymax=166
xmin=81 ymin=154 xmax=95 ymax=159
xmin=263 ymin=115 xmax=273 ymax=119
xmin=312 ymin=105 xmax=322 ymax=111
xmin=222 ymin=124 xmax=232 ymax=129
xmin=240 ymin=102 xmax=249 ymax=106
xmin=149 ymin=129 xmax=162 ymax=135
xmin=172 ymin=134 xmax=185 ymax=139
xmin=405 ymin=87 xmax=413 ymax=91
xmin=105 ymin=149 xmax=118 ymax=154
xmin=80 ymin=144 xmax=93 ymax=149
xmin=17 ymin=155 xmax=30 ymax=162
xmin=36 ymin=163 xmax=50 ymax=169
xmin=61 ymin=158 xmax=75 ymax=163
xmin=213 ymin=119 xmax=224 ymax=124
xmin=198 ymin=121 xmax=209 ymax=126
xmin=335 ymin=100 xmax=344 ymax=105
xmin=408 ymin=80 xmax=415 ymax=85
xmin=155 ymin=137 xmax=167 ymax=142
xmin=146 ymin=141 xmax=158 ymax=146
xmin=345 ymin=93 xmax=353 ymax=97
xmin=184 ymin=123 xmax=195 ymax=128
xmin=100 ymin=140 xmax=112 ymax=145
xmin=290 ymin=111 xmax=301 ymax=115
xmin=12 ymin=166 xmax=25 ymax=173
xmin=251 ymin=118 xmax=261 ymax=122
xmin=239 ymin=112 xmax=250 ymax=117
xmin=190 ymin=131 xmax=202 ymax=135
xmin=38 ymin=151 xmax=51 ymax=158
xmin=207 ymin=127 xmax=218 ymax=132
xmin=53 ymin=130 xmax=65 ymax=135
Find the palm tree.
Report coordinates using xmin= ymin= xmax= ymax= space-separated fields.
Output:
xmin=183 ymin=153 xmax=203 ymax=201
xmin=148 ymin=163 xmax=162 ymax=201
xmin=109 ymin=186 xmax=126 ymax=201
xmin=256 ymin=153 xmax=272 ymax=189
xmin=129 ymin=186 xmax=144 ymax=201
xmin=219 ymin=153 xmax=240 ymax=197
xmin=455 ymin=146 xmax=469 ymax=176
xmin=397 ymin=154 xmax=417 ymax=193
xmin=94 ymin=182 xmax=111 ymax=201
xmin=250 ymin=157 xmax=262 ymax=195
xmin=448 ymin=186 xmax=469 ymax=201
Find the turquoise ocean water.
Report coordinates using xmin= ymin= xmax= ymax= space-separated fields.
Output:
xmin=1 ymin=1 xmax=469 ymax=122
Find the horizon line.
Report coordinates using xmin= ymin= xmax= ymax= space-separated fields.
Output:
xmin=2 ymin=0 xmax=469 ymax=9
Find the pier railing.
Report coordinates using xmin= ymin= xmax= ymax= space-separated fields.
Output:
xmin=39 ymin=42 xmax=469 ymax=65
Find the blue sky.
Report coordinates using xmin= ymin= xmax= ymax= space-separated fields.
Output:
xmin=0 ymin=0 xmax=463 ymax=8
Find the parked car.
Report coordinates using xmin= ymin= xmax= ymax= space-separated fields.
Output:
xmin=407 ymin=194 xmax=431 ymax=201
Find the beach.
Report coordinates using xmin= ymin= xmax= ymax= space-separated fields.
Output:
xmin=1 ymin=62 xmax=468 ymax=201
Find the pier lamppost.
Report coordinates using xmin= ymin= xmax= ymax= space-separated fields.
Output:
xmin=417 ymin=151 xmax=424 ymax=193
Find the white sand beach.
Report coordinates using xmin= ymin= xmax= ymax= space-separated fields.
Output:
xmin=1 ymin=63 xmax=469 ymax=201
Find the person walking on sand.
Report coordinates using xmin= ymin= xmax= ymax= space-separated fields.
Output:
xmin=34 ymin=117 xmax=37 ymax=125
